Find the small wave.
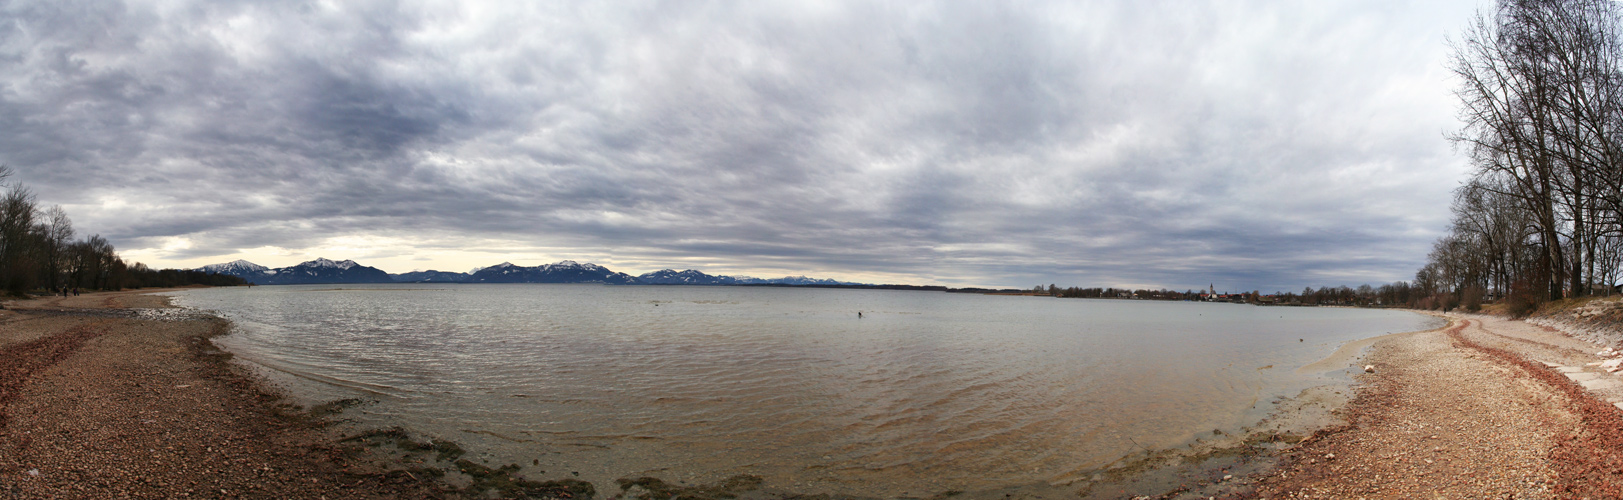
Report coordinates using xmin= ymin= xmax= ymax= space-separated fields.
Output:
xmin=461 ymin=429 xmax=535 ymax=443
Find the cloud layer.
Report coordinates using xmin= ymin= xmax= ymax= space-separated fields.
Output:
xmin=1 ymin=0 xmax=1482 ymax=290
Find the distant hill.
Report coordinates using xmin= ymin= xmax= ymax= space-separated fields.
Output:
xmin=389 ymin=270 xmax=471 ymax=282
xmin=637 ymin=269 xmax=855 ymax=286
xmin=756 ymin=276 xmax=851 ymax=286
xmin=196 ymin=259 xmax=858 ymax=287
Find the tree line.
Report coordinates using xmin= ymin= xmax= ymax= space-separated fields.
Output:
xmin=1417 ymin=0 xmax=1623 ymax=315
xmin=1029 ymin=283 xmax=1435 ymax=308
xmin=0 ymin=166 xmax=244 ymax=296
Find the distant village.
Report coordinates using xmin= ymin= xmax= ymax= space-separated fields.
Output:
xmin=1021 ymin=283 xmax=1404 ymax=307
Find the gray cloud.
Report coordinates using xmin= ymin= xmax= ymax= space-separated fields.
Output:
xmin=0 ymin=0 xmax=1482 ymax=289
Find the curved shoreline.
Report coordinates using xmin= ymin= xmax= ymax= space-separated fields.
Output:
xmin=0 ymin=290 xmax=452 ymax=498
xmin=14 ymin=291 xmax=1592 ymax=499
xmin=1250 ymin=313 xmax=1623 ymax=498
xmin=1066 ymin=315 xmax=1451 ymax=499
xmin=172 ymin=288 xmax=1443 ymax=499
xmin=1295 ymin=315 xmax=1449 ymax=375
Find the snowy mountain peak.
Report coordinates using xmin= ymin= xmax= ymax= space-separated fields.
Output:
xmin=470 ymin=262 xmax=515 ymax=274
xmin=300 ymin=257 xmax=357 ymax=270
xmin=196 ymin=259 xmax=269 ymax=275
xmin=194 ymin=258 xmax=388 ymax=285
xmin=464 ymin=260 xmax=637 ymax=284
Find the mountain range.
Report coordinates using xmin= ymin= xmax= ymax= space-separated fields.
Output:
xmin=197 ymin=258 xmax=394 ymax=285
xmin=194 ymin=258 xmax=858 ymax=287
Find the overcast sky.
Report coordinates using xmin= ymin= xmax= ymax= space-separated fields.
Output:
xmin=2 ymin=0 xmax=1487 ymax=291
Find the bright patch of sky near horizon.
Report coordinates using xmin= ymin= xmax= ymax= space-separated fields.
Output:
xmin=2 ymin=0 xmax=1484 ymax=291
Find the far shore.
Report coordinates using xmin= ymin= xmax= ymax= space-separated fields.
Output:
xmin=5 ymin=289 xmax=1623 ymax=498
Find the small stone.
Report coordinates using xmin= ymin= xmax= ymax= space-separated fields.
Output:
xmin=27 ymin=469 xmax=39 ymax=477
xmin=1364 ymin=365 xmax=1376 ymax=373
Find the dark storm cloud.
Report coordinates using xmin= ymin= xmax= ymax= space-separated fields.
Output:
xmin=0 ymin=0 xmax=1482 ymax=289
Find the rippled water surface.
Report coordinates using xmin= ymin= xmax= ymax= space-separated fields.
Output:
xmin=170 ymin=284 xmax=1440 ymax=495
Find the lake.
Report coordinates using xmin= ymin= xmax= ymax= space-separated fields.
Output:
xmin=167 ymin=284 xmax=1440 ymax=496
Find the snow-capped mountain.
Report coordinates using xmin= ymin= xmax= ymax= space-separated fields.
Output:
xmin=466 ymin=260 xmax=638 ymax=284
xmin=762 ymin=276 xmax=850 ymax=286
xmin=196 ymin=259 xmax=269 ymax=276
xmin=194 ymin=258 xmax=392 ymax=285
xmin=194 ymin=260 xmax=273 ymax=283
xmin=265 ymin=258 xmax=392 ymax=284
xmin=302 ymin=257 xmax=358 ymax=270
xmin=197 ymin=258 xmax=859 ymax=287
xmin=636 ymin=269 xmax=855 ymax=286
xmin=637 ymin=269 xmax=732 ymax=285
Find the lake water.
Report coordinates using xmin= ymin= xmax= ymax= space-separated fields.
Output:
xmin=168 ymin=284 xmax=1439 ymax=496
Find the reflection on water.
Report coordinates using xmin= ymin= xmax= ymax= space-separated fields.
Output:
xmin=172 ymin=284 xmax=1439 ymax=496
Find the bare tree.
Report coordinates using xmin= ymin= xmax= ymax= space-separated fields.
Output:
xmin=1444 ymin=0 xmax=1623 ymax=304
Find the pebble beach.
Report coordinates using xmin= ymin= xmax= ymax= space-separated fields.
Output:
xmin=0 ymin=290 xmax=446 ymax=499
xmin=1252 ymin=314 xmax=1623 ymax=499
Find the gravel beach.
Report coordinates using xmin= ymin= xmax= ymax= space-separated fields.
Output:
xmin=1251 ymin=313 xmax=1623 ymax=499
xmin=0 ymin=289 xmax=447 ymax=499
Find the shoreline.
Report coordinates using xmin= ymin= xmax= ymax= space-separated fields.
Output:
xmin=1247 ymin=311 xmax=1623 ymax=498
xmin=10 ymin=291 xmax=1620 ymax=498
xmin=0 ymin=289 xmax=453 ymax=498
xmin=1066 ymin=317 xmax=1454 ymax=499
xmin=171 ymin=287 xmax=1434 ymax=499
xmin=1065 ymin=308 xmax=1623 ymax=499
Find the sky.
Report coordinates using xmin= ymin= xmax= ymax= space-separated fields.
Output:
xmin=1 ymin=0 xmax=1489 ymax=291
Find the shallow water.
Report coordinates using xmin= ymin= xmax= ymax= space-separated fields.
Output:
xmin=170 ymin=284 xmax=1439 ymax=496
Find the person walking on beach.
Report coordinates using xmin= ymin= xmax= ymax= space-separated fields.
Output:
xmin=857 ymin=311 xmax=863 ymax=319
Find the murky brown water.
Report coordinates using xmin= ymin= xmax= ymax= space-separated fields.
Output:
xmin=173 ymin=284 xmax=1439 ymax=496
